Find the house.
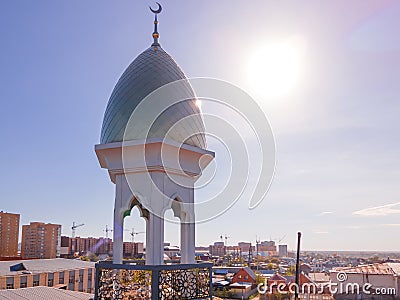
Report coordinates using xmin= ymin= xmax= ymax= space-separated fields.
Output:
xmin=330 ymin=263 xmax=400 ymax=299
xmin=231 ymin=267 xmax=256 ymax=285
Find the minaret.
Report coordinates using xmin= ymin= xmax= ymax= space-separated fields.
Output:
xmin=95 ymin=3 xmax=214 ymax=265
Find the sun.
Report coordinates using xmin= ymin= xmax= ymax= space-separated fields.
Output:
xmin=246 ymin=37 xmax=306 ymax=98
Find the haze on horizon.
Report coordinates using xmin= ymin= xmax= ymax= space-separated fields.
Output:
xmin=0 ymin=0 xmax=399 ymax=251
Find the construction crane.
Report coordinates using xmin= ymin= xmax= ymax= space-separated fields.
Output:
xmin=103 ymin=225 xmax=113 ymax=239
xmin=224 ymin=235 xmax=231 ymax=245
xmin=71 ymin=221 xmax=84 ymax=238
xmin=130 ymin=228 xmax=144 ymax=243
xmin=220 ymin=234 xmax=230 ymax=245
xmin=277 ymin=234 xmax=287 ymax=244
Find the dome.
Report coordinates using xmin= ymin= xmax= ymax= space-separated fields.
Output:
xmin=100 ymin=46 xmax=206 ymax=149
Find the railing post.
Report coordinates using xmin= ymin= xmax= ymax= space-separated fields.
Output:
xmin=209 ymin=265 xmax=213 ymax=299
xmin=151 ymin=268 xmax=159 ymax=300
xmin=94 ymin=263 xmax=100 ymax=300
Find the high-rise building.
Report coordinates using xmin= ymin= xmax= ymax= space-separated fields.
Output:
xmin=278 ymin=244 xmax=288 ymax=257
xmin=209 ymin=241 xmax=226 ymax=257
xmin=21 ymin=222 xmax=61 ymax=259
xmin=0 ymin=211 xmax=20 ymax=258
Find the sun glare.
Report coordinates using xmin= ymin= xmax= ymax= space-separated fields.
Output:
xmin=247 ymin=37 xmax=306 ymax=98
xmin=195 ymin=99 xmax=202 ymax=109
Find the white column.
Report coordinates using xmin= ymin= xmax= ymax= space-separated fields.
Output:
xmin=180 ymin=207 xmax=196 ymax=264
xmin=112 ymin=175 xmax=132 ymax=264
xmin=113 ymin=207 xmax=124 ymax=264
xmin=146 ymin=213 xmax=164 ymax=265
xmin=145 ymin=218 xmax=152 ymax=265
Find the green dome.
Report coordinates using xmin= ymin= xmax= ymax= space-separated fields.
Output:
xmin=100 ymin=46 xmax=206 ymax=148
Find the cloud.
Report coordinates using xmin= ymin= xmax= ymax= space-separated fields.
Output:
xmin=346 ymin=225 xmax=362 ymax=230
xmin=313 ymin=230 xmax=329 ymax=234
xmin=318 ymin=211 xmax=333 ymax=216
xmin=353 ymin=202 xmax=400 ymax=216
xmin=381 ymin=223 xmax=400 ymax=227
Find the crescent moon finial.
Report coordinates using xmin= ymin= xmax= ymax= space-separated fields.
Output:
xmin=150 ymin=2 xmax=162 ymax=48
xmin=149 ymin=2 xmax=162 ymax=14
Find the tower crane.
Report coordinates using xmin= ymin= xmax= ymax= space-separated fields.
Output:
xmin=130 ymin=228 xmax=145 ymax=243
xmin=71 ymin=221 xmax=84 ymax=238
xmin=224 ymin=235 xmax=231 ymax=245
xmin=103 ymin=225 xmax=113 ymax=239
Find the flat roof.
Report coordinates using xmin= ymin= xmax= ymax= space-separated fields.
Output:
xmin=0 ymin=286 xmax=93 ymax=300
xmin=0 ymin=259 xmax=95 ymax=277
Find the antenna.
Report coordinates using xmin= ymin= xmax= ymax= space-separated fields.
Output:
xmin=256 ymin=236 xmax=260 ymax=271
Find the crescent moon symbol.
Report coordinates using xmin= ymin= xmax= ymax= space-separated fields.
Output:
xmin=149 ymin=2 xmax=162 ymax=14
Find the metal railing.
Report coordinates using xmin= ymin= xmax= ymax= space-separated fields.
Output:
xmin=94 ymin=260 xmax=212 ymax=300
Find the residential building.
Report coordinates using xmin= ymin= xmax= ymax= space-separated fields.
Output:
xmin=0 ymin=258 xmax=95 ymax=293
xmin=209 ymin=242 xmax=226 ymax=257
xmin=238 ymin=242 xmax=252 ymax=254
xmin=0 ymin=286 xmax=93 ymax=299
xmin=261 ymin=240 xmax=275 ymax=247
xmin=278 ymin=244 xmax=288 ymax=257
xmin=60 ymin=236 xmax=113 ymax=258
xmin=231 ymin=267 xmax=256 ymax=285
xmin=123 ymin=242 xmax=144 ymax=258
xmin=330 ymin=263 xmax=400 ymax=299
xmin=0 ymin=212 xmax=20 ymax=258
xmin=21 ymin=222 xmax=61 ymax=259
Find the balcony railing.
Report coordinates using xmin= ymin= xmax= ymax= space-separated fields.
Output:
xmin=94 ymin=261 xmax=212 ymax=300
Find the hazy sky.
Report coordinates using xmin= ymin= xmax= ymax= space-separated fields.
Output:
xmin=1 ymin=0 xmax=399 ymax=251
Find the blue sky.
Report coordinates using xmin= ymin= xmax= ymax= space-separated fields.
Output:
xmin=0 ymin=0 xmax=399 ymax=251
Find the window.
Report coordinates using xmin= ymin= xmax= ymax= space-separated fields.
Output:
xmin=20 ymin=282 xmax=27 ymax=288
xmin=69 ymin=272 xmax=75 ymax=284
xmin=33 ymin=280 xmax=39 ymax=287
xmin=6 ymin=277 xmax=14 ymax=289
xmin=48 ymin=279 xmax=54 ymax=287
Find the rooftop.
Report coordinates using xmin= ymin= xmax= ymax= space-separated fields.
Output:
xmin=0 ymin=286 xmax=93 ymax=300
xmin=333 ymin=263 xmax=400 ymax=275
xmin=0 ymin=258 xmax=95 ymax=276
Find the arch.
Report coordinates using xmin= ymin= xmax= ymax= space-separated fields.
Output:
xmin=123 ymin=195 xmax=149 ymax=220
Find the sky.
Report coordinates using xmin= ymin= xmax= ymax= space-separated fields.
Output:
xmin=0 ymin=0 xmax=400 ymax=251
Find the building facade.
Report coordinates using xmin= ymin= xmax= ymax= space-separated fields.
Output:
xmin=21 ymin=222 xmax=61 ymax=259
xmin=0 ymin=259 xmax=95 ymax=293
xmin=278 ymin=244 xmax=288 ymax=257
xmin=0 ymin=212 xmax=20 ymax=259
xmin=209 ymin=242 xmax=226 ymax=257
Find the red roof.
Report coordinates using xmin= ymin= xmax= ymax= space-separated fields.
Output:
xmin=269 ymin=273 xmax=287 ymax=282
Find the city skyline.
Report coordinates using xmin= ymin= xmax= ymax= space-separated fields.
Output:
xmin=1 ymin=1 xmax=400 ymax=251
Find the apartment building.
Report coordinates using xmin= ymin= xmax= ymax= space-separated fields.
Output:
xmin=0 ymin=212 xmax=20 ymax=258
xmin=21 ymin=222 xmax=61 ymax=259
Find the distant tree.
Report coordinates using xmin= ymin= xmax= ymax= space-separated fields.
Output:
xmin=285 ymin=265 xmax=296 ymax=276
